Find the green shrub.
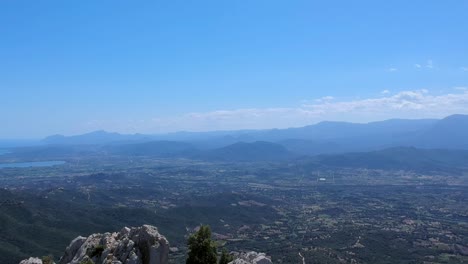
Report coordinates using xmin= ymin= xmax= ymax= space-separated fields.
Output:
xmin=80 ymin=259 xmax=94 ymax=264
xmin=186 ymin=225 xmax=218 ymax=264
xmin=86 ymin=244 xmax=105 ymax=258
xmin=41 ymin=255 xmax=54 ymax=264
xmin=219 ymin=249 xmax=234 ymax=264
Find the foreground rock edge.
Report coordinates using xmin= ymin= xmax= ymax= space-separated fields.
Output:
xmin=19 ymin=225 xmax=272 ymax=264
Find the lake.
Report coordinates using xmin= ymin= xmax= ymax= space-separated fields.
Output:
xmin=0 ymin=161 xmax=65 ymax=169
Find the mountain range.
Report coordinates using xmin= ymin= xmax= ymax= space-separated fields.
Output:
xmin=41 ymin=114 xmax=468 ymax=153
xmin=2 ymin=114 xmax=468 ymax=174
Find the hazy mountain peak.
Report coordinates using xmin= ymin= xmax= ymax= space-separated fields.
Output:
xmin=38 ymin=114 xmax=468 ymax=152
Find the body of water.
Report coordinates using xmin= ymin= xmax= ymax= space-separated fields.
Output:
xmin=0 ymin=161 xmax=65 ymax=168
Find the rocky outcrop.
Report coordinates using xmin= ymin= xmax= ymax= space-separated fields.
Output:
xmin=18 ymin=225 xmax=170 ymax=264
xmin=19 ymin=225 xmax=273 ymax=264
xmin=19 ymin=258 xmax=43 ymax=264
xmin=229 ymin=251 xmax=272 ymax=264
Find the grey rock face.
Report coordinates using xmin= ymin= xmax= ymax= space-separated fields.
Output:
xmin=19 ymin=257 xmax=43 ymax=264
xmin=229 ymin=251 xmax=272 ymax=264
xmin=58 ymin=225 xmax=169 ymax=264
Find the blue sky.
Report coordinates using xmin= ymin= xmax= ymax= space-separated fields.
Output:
xmin=1 ymin=0 xmax=468 ymax=138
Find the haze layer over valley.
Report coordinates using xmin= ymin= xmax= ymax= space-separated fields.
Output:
xmin=1 ymin=114 xmax=468 ymax=263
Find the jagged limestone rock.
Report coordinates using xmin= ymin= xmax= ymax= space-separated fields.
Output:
xmin=19 ymin=257 xmax=44 ymax=264
xmin=19 ymin=226 xmax=273 ymax=264
xmin=57 ymin=225 xmax=169 ymax=264
xmin=229 ymin=251 xmax=272 ymax=264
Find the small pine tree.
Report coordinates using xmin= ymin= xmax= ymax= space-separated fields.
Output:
xmin=186 ymin=225 xmax=218 ymax=264
xmin=41 ymin=256 xmax=54 ymax=264
xmin=219 ymin=248 xmax=234 ymax=264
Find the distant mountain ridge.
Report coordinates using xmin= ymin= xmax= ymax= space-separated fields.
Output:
xmin=104 ymin=140 xmax=197 ymax=157
xmin=415 ymin=114 xmax=468 ymax=149
xmin=309 ymin=147 xmax=468 ymax=172
xmin=43 ymin=130 xmax=152 ymax=145
xmin=40 ymin=114 xmax=468 ymax=154
xmin=201 ymin=141 xmax=293 ymax=161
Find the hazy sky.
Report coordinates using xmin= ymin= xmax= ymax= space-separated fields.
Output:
xmin=1 ymin=1 xmax=468 ymax=138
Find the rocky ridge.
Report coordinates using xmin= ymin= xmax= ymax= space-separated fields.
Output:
xmin=19 ymin=258 xmax=43 ymax=264
xmin=228 ymin=251 xmax=272 ymax=264
xmin=19 ymin=225 xmax=272 ymax=264
xmin=20 ymin=225 xmax=169 ymax=264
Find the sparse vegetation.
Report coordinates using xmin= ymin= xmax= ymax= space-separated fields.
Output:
xmin=186 ymin=225 xmax=218 ymax=264
xmin=79 ymin=259 xmax=94 ymax=264
xmin=219 ymin=249 xmax=234 ymax=264
xmin=41 ymin=255 xmax=54 ymax=264
xmin=88 ymin=244 xmax=105 ymax=258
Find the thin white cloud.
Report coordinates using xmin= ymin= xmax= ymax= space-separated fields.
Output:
xmin=315 ymin=96 xmax=334 ymax=103
xmin=454 ymin=87 xmax=467 ymax=91
xmin=414 ymin=64 xmax=422 ymax=69
xmin=426 ymin=60 xmax=434 ymax=69
xmin=145 ymin=89 xmax=468 ymax=132
xmin=461 ymin=67 xmax=468 ymax=72
xmin=81 ymin=89 xmax=468 ymax=134
xmin=387 ymin=68 xmax=398 ymax=72
xmin=381 ymin=90 xmax=390 ymax=95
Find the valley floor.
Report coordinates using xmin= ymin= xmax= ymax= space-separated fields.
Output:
xmin=1 ymin=156 xmax=467 ymax=263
